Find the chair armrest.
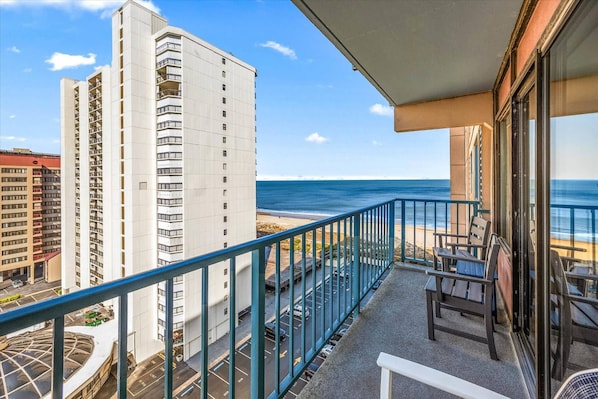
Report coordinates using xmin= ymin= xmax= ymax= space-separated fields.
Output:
xmin=433 ymin=232 xmax=468 ymax=239
xmin=566 ymin=272 xmax=598 ymax=282
xmin=446 ymin=243 xmax=487 ymax=250
xmin=436 ymin=252 xmax=485 ymax=264
xmin=566 ymin=294 xmax=598 ymax=306
xmin=551 ymin=243 xmax=587 ymax=252
xmin=426 ymin=269 xmax=492 ymax=285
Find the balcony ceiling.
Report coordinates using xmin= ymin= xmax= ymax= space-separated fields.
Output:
xmin=292 ymin=0 xmax=524 ymax=106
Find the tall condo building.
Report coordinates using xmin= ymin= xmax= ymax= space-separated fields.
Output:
xmin=0 ymin=149 xmax=61 ymax=284
xmin=60 ymin=0 xmax=257 ymax=362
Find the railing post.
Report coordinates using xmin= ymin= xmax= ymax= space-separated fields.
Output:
xmin=352 ymin=214 xmax=361 ymax=318
xmin=389 ymin=202 xmax=395 ymax=265
xmin=52 ymin=315 xmax=64 ymax=399
xmin=164 ymin=278 xmax=174 ymax=399
xmin=400 ymin=200 xmax=406 ymax=263
xmin=201 ymin=267 xmax=209 ymax=399
xmin=250 ymin=247 xmax=266 ymax=399
xmin=117 ymin=294 xmax=128 ymax=399
xmin=229 ymin=258 xmax=237 ymax=399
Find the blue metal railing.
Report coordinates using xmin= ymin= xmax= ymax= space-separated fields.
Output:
xmin=395 ymin=199 xmax=480 ymax=265
xmin=0 ymin=201 xmax=395 ymax=399
xmin=550 ymin=203 xmax=597 ymax=270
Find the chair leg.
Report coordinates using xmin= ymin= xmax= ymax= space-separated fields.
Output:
xmin=485 ymin=310 xmax=498 ymax=360
xmin=426 ymin=291 xmax=435 ymax=340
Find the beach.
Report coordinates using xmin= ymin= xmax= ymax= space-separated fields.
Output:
xmin=257 ymin=211 xmax=596 ymax=267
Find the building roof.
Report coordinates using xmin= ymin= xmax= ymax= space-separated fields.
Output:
xmin=0 ymin=330 xmax=93 ymax=398
xmin=0 ymin=150 xmax=60 ymax=168
xmin=292 ymin=0 xmax=524 ymax=106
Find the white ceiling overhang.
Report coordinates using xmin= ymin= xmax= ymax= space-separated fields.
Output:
xmin=292 ymin=0 xmax=524 ymax=107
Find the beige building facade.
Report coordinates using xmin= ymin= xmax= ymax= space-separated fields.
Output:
xmin=0 ymin=149 xmax=61 ymax=284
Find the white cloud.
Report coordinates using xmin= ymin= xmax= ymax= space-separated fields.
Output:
xmin=259 ymin=41 xmax=297 ymax=60
xmin=23 ymin=67 xmax=32 ymax=73
xmin=372 ymin=140 xmax=382 ymax=146
xmin=369 ymin=103 xmax=394 ymax=117
xmin=45 ymin=52 xmax=96 ymax=71
xmin=305 ymin=132 xmax=329 ymax=144
xmin=0 ymin=0 xmax=160 ymax=15
xmin=7 ymin=45 xmax=20 ymax=53
xmin=9 ymin=115 xmax=16 ymax=119
xmin=0 ymin=135 xmax=27 ymax=142
xmin=94 ymin=64 xmax=110 ymax=71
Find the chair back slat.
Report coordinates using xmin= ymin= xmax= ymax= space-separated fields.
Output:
xmin=483 ymin=234 xmax=500 ymax=282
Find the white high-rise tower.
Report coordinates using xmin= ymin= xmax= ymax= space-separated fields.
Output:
xmin=61 ymin=0 xmax=257 ymax=362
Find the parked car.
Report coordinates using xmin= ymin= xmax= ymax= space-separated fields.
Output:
xmin=264 ymin=322 xmax=287 ymax=342
xmin=332 ymin=327 xmax=348 ymax=341
xmin=372 ymin=280 xmax=382 ymax=290
xmin=289 ymin=303 xmax=310 ymax=319
xmin=320 ymin=344 xmax=334 ymax=358
xmin=11 ymin=280 xmax=23 ymax=288
xmin=304 ymin=363 xmax=320 ymax=380
xmin=333 ymin=267 xmax=350 ymax=279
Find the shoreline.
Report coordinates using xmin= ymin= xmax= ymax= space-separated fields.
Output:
xmin=257 ymin=211 xmax=596 ymax=262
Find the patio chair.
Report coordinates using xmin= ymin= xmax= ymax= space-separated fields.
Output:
xmin=553 ymin=368 xmax=598 ymax=399
xmin=432 ymin=216 xmax=491 ymax=272
xmin=425 ymin=234 xmax=500 ymax=360
xmin=550 ymin=251 xmax=598 ymax=381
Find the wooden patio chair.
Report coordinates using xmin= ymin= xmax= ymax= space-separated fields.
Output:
xmin=432 ymin=216 xmax=491 ymax=272
xmin=425 ymin=234 xmax=501 ymax=360
xmin=550 ymin=251 xmax=598 ymax=381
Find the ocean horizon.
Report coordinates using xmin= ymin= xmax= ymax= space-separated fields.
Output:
xmin=257 ymin=179 xmax=598 ymax=241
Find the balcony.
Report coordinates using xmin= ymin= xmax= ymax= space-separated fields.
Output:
xmin=0 ymin=199 xmax=595 ymax=399
xmin=157 ymin=89 xmax=182 ymax=100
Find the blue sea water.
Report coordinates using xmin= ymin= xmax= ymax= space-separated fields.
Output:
xmin=257 ymin=179 xmax=450 ymax=218
xmin=257 ymin=179 xmax=598 ymax=241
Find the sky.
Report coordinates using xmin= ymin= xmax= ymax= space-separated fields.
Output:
xmin=1 ymin=0 xmax=451 ymax=180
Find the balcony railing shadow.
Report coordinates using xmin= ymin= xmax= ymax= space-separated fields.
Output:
xmin=296 ymin=263 xmax=528 ymax=399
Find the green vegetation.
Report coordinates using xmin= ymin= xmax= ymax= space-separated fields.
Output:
xmin=0 ymin=294 xmax=23 ymax=304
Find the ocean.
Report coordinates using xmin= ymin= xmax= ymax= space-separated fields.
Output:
xmin=257 ymin=179 xmax=598 ymax=241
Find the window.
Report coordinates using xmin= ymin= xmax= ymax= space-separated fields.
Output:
xmin=222 ymin=110 xmax=226 ymax=117
xmin=222 ymin=123 xmax=227 ymax=131
xmin=223 ymin=242 xmax=227 ymax=248
xmin=222 ymin=71 xmax=226 ymax=78
xmin=223 ymin=176 xmax=227 ymax=183
xmin=223 ymin=229 xmax=227 ymax=236
xmin=223 ymin=216 xmax=227 ymax=223
xmin=224 ymin=308 xmax=228 ymax=315
xmin=223 ymin=203 xmax=227 ymax=209
xmin=222 ymin=136 xmax=227 ymax=143
xmin=222 ymin=97 xmax=226 ymax=104
xmin=222 ymin=57 xmax=226 ymax=65
xmin=223 ymin=150 xmax=227 ymax=157
xmin=223 ymin=163 xmax=227 ymax=170
xmin=222 ymin=84 xmax=226 ymax=91
xmin=224 ymin=268 xmax=228 ymax=275
xmin=224 ymin=281 xmax=228 ymax=288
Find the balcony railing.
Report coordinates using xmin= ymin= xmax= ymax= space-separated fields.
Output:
xmin=1 ymin=198 xmax=594 ymax=399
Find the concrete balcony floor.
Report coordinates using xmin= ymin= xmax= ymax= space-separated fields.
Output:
xmin=298 ymin=264 xmax=529 ymax=399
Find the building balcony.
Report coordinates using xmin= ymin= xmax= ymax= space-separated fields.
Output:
xmin=157 ymin=89 xmax=182 ymax=100
xmin=156 ymin=41 xmax=182 ymax=55
xmin=156 ymin=58 xmax=182 ymax=69
xmin=33 ymin=213 xmax=42 ymax=219
xmin=157 ymin=73 xmax=182 ymax=84
xmin=0 ymin=199 xmax=595 ymax=399
xmin=33 ymin=196 xmax=42 ymax=202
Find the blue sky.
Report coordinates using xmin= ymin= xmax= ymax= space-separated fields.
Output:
xmin=0 ymin=0 xmax=451 ymax=179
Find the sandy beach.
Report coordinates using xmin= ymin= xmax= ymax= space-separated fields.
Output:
xmin=257 ymin=211 xmax=596 ymax=267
